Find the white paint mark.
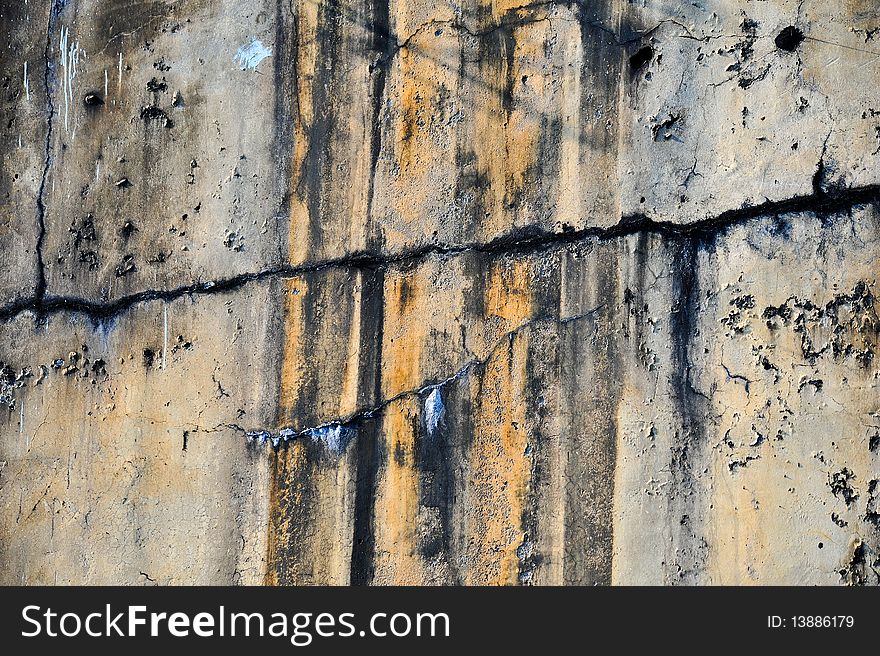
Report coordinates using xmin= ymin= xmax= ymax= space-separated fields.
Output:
xmin=18 ymin=134 xmax=22 ymax=149
xmin=118 ymin=52 xmax=123 ymax=89
xmin=95 ymin=160 xmax=100 ymax=181
xmin=162 ymin=304 xmax=168 ymax=370
xmin=104 ymin=69 xmax=108 ymax=99
xmin=59 ymin=26 xmax=81 ymax=138
xmin=23 ymin=61 xmax=29 ymax=100
xmin=233 ymin=38 xmax=272 ymax=71
xmin=246 ymin=431 xmax=268 ymax=445
xmin=244 ymin=420 xmax=363 ymax=454
xmin=308 ymin=425 xmax=354 ymax=455
xmin=247 ymin=427 xmax=295 ymax=447
xmin=424 ymin=387 xmax=445 ymax=435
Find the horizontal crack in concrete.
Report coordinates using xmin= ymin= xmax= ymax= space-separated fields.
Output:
xmin=1 ymin=184 xmax=877 ymax=324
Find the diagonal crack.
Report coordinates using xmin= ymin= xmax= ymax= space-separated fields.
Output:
xmin=1 ymin=183 xmax=877 ymax=325
xmin=229 ymin=303 xmax=605 ymax=448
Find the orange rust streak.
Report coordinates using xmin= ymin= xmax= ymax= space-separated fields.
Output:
xmin=278 ymin=278 xmax=309 ymax=418
xmin=287 ymin=0 xmax=319 ymax=265
xmin=373 ymin=398 xmax=423 ymax=583
xmin=473 ymin=31 xmax=541 ymax=239
xmin=268 ymin=277 xmax=309 ymax=585
xmin=485 ymin=258 xmax=535 ymax=328
xmin=469 ymin=331 xmax=531 ymax=585
xmin=396 ymin=52 xmax=424 ymax=177
xmin=381 ymin=272 xmax=427 ymax=398
xmin=265 ymin=441 xmax=308 ymax=585
xmin=466 ymin=262 xmax=535 ymax=584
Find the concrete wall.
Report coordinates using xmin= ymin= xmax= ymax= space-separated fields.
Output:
xmin=0 ymin=0 xmax=878 ymax=585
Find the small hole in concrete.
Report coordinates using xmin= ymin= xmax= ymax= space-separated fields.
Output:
xmin=629 ymin=45 xmax=654 ymax=72
xmin=83 ymin=92 xmax=104 ymax=107
xmin=775 ymin=26 xmax=805 ymax=52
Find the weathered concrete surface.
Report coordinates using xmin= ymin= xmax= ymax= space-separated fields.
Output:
xmin=36 ymin=0 xmax=293 ymax=301
xmin=0 ymin=0 xmax=47 ymax=306
xmin=0 ymin=0 xmax=878 ymax=585
xmin=0 ymin=286 xmax=282 ymax=583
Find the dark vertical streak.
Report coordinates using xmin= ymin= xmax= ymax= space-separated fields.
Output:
xmin=452 ymin=37 xmax=482 ymax=245
xmin=272 ymin=0 xmax=298 ymax=265
xmin=414 ymin=389 xmax=454 ymax=568
xmin=364 ymin=0 xmax=390 ymax=251
xmin=349 ymin=268 xmax=385 ymax=584
xmin=286 ymin=272 xmax=319 ymax=426
xmin=266 ymin=440 xmax=320 ymax=585
xmin=518 ymin=327 xmax=558 ymax=584
xmin=561 ymin=245 xmax=620 ymax=585
xmin=556 ymin=0 xmax=624 ymax=585
xmin=499 ymin=26 xmax=517 ymax=118
xmin=297 ymin=0 xmax=342 ymax=258
xmin=349 ymin=0 xmax=391 ymax=582
xmin=667 ymin=237 xmax=709 ymax=584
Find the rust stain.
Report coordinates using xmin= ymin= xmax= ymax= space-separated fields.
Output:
xmin=265 ymin=440 xmax=308 ymax=585
xmin=393 ymin=43 xmax=449 ymax=184
xmin=484 ymin=0 xmax=535 ymax=23
xmin=381 ymin=270 xmax=428 ymax=398
xmin=486 ymin=259 xmax=533 ymax=323
xmin=465 ymin=263 xmax=536 ymax=584
xmin=396 ymin=50 xmax=425 ymax=176
xmin=372 ymin=398 xmax=423 ymax=583
xmin=278 ymin=278 xmax=310 ymax=418
xmin=474 ymin=29 xmax=542 ymax=238
xmin=288 ymin=132 xmax=313 ymax=266
xmin=268 ymin=277 xmax=310 ymax=585
xmin=270 ymin=271 xmax=365 ymax=584
xmin=483 ymin=258 xmax=536 ymax=349
xmin=287 ymin=0 xmax=318 ymax=266
xmin=469 ymin=330 xmax=532 ymax=585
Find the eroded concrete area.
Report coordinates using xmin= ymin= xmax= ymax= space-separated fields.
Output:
xmin=0 ymin=0 xmax=878 ymax=585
